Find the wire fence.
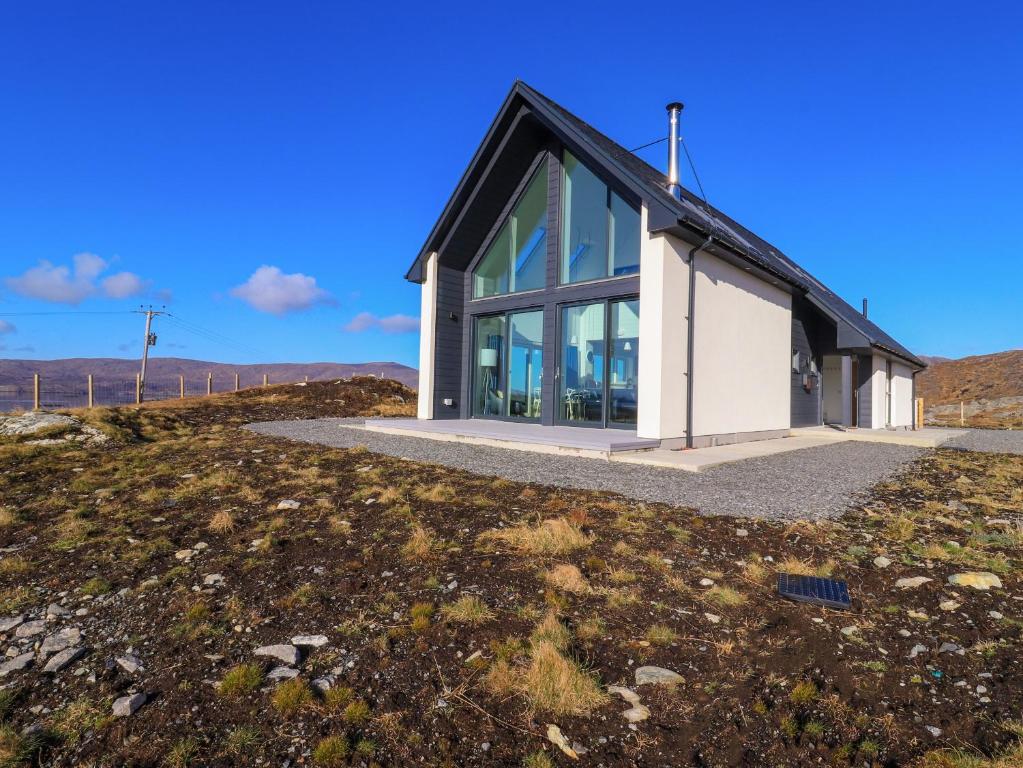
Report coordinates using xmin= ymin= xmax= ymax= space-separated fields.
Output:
xmin=0 ymin=373 xmax=299 ymax=413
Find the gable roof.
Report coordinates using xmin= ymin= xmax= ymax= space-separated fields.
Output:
xmin=408 ymin=81 xmax=924 ymax=369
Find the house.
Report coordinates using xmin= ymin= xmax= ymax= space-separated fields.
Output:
xmin=405 ymin=82 xmax=925 ymax=448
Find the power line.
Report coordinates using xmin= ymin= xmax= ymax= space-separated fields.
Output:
xmin=0 ymin=311 xmax=134 ymax=316
xmin=680 ymin=135 xmax=708 ymax=203
xmin=628 ymin=136 xmax=668 ymax=153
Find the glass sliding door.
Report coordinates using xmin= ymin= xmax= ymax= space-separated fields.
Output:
xmin=472 ymin=310 xmax=543 ymax=420
xmin=559 ymin=303 xmax=606 ymax=423
xmin=609 ymin=299 xmax=639 ymax=425
xmin=558 ymin=298 xmax=638 ymax=427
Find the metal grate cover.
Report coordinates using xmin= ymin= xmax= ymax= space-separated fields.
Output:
xmin=777 ymin=573 xmax=851 ymax=610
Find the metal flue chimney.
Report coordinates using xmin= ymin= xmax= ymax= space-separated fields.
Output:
xmin=862 ymin=298 xmax=869 ymax=318
xmin=666 ymin=102 xmax=684 ymax=198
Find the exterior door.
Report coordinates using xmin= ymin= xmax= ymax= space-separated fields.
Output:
xmin=850 ymin=358 xmax=859 ymax=428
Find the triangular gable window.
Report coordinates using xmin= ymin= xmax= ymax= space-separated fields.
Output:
xmin=472 ymin=161 xmax=548 ymax=299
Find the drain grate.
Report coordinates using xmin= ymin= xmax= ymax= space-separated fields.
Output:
xmin=777 ymin=573 xmax=851 ymax=610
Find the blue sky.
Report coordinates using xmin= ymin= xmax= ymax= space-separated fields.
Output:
xmin=1 ymin=1 xmax=1020 ymax=366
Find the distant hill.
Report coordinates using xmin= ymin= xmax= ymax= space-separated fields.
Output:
xmin=916 ymin=349 xmax=1023 ymax=406
xmin=0 ymin=357 xmax=418 ymax=390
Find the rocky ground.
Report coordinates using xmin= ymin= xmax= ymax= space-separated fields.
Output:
xmin=926 ymin=396 xmax=1023 ymax=430
xmin=0 ymin=379 xmax=1021 ymax=767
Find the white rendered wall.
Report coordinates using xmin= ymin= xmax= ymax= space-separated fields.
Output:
xmin=870 ymin=354 xmax=887 ymax=429
xmin=841 ymin=355 xmax=853 ymax=426
xmin=416 ymin=252 xmax=438 ymax=419
xmin=890 ymin=361 xmax=914 ymax=427
xmin=690 ymin=255 xmax=792 ymax=438
xmin=636 ymin=206 xmax=689 ymax=440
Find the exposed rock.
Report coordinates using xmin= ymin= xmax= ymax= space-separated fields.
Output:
xmin=546 ymin=724 xmax=578 ymax=759
xmin=39 ymin=628 xmax=81 ymax=657
xmin=895 ymin=576 xmax=932 ymax=589
xmin=43 ymin=646 xmax=86 ymax=674
xmin=699 ymin=578 xmax=715 ymax=587
xmin=635 ymin=666 xmax=684 ymax=686
xmin=0 ymin=652 xmax=34 ymax=677
xmin=203 ymin=574 xmax=225 ymax=587
xmin=46 ymin=603 xmax=70 ymax=618
xmin=291 ymin=634 xmax=328 ymax=648
xmin=989 ymin=611 xmax=1004 ymax=620
xmin=608 ymin=685 xmax=651 ymax=722
xmin=277 ymin=500 xmax=301 ymax=510
xmin=704 ymin=613 xmax=722 ymax=624
xmin=116 ymin=654 xmax=143 ymax=674
xmin=925 ymin=726 xmax=942 ymax=738
xmin=112 ymin=692 xmax=147 ymax=717
xmin=0 ymin=615 xmax=24 ymax=633
xmin=908 ymin=644 xmax=928 ymax=659
xmin=254 ymin=644 xmax=300 ymax=666
xmin=267 ymin=666 xmax=300 ymax=681
xmin=939 ymin=600 xmax=961 ymax=612
xmin=735 ymin=528 xmax=749 ymax=537
xmin=948 ymin=572 xmax=1002 ymax=591
xmin=840 ymin=626 xmax=859 ymax=637
xmin=939 ymin=642 xmax=964 ymax=655
xmin=311 ymin=676 xmax=335 ymax=693
xmin=0 ymin=412 xmax=77 ymax=436
xmin=873 ymin=556 xmax=892 ymax=568
xmin=174 ymin=549 xmax=195 ymax=561
xmin=15 ymin=620 xmax=46 ymax=639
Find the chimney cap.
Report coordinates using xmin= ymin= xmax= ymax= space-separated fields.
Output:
xmin=666 ymin=101 xmax=684 ymax=112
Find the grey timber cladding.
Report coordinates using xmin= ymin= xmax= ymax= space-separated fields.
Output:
xmin=432 ymin=265 xmax=464 ymax=418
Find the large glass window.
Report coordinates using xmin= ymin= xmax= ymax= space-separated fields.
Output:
xmin=558 ymin=298 xmax=638 ymax=426
xmin=560 ymin=151 xmax=640 ymax=284
xmin=473 ymin=310 xmax=543 ymax=419
xmin=472 ymin=163 xmax=548 ymax=299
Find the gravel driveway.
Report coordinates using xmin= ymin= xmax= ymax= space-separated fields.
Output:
xmin=943 ymin=428 xmax=1023 ymax=455
xmin=246 ymin=418 xmax=924 ymax=521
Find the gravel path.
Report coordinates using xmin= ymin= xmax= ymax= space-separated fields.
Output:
xmin=246 ymin=418 xmax=924 ymax=521
xmin=944 ymin=428 xmax=1023 ymax=455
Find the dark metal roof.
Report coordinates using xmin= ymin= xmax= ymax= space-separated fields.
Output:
xmin=408 ymin=81 xmax=924 ymax=369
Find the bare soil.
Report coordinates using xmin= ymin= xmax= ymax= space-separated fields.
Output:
xmin=0 ymin=379 xmax=1020 ymax=767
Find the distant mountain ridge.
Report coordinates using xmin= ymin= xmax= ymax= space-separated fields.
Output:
xmin=915 ymin=349 xmax=1023 ymax=406
xmin=0 ymin=357 xmax=418 ymax=389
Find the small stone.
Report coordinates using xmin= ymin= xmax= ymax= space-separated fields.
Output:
xmin=112 ymin=692 xmax=146 ymax=717
xmin=116 ymin=654 xmax=143 ymax=674
xmin=43 ymin=647 xmax=86 ymax=674
xmin=0 ymin=652 xmax=34 ymax=677
xmin=0 ymin=616 xmax=24 ymax=633
xmin=735 ymin=528 xmax=748 ymax=537
xmin=704 ymin=613 xmax=722 ymax=624
xmin=15 ymin=620 xmax=45 ymax=639
xmin=446 ymin=580 xmax=458 ymax=591
xmin=254 ymin=644 xmax=301 ymax=666
xmin=907 ymin=610 xmax=929 ymax=620
xmin=840 ymin=626 xmax=859 ymax=637
xmin=938 ymin=642 xmax=963 ymax=655
xmin=203 ymin=574 xmax=225 ymax=587
xmin=976 ymin=685 xmax=988 ymax=694
xmin=277 ymin=500 xmax=301 ymax=510
xmin=546 ymin=724 xmax=578 ymax=759
xmin=193 ymin=542 xmax=208 ymax=551
xmin=948 ymin=572 xmax=1002 ymax=591
xmin=939 ymin=600 xmax=961 ymax=612
xmin=925 ymin=726 xmax=942 ymax=738
xmin=46 ymin=603 xmax=70 ymax=618
xmin=896 ymin=576 xmax=932 ymax=589
xmin=699 ymin=578 xmax=715 ymax=587
xmin=291 ymin=635 xmax=328 ymax=649
xmin=873 ymin=556 xmax=892 ymax=568
xmin=40 ymin=628 xmax=81 ymax=657
xmin=908 ymin=644 xmax=928 ymax=659
xmin=635 ymin=665 xmax=684 ymax=686
xmin=174 ymin=549 xmax=194 ymax=561
xmin=311 ymin=676 xmax=335 ymax=693
xmin=897 ymin=629 xmax=912 ymax=637
xmin=989 ymin=611 xmax=1003 ymax=620
xmin=608 ymin=685 xmax=650 ymax=722
xmin=267 ymin=666 xmax=300 ymax=681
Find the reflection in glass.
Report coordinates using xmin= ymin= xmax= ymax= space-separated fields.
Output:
xmin=473 ymin=315 xmax=506 ymax=416
xmin=508 ymin=311 xmax=543 ymax=418
xmin=560 ymin=152 xmax=608 ymax=285
xmin=609 ymin=299 xmax=639 ymax=424
xmin=559 ymin=303 xmax=605 ymax=423
xmin=609 ymin=193 xmax=640 ymax=276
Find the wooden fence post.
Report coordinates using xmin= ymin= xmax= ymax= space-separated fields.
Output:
xmin=960 ymin=401 xmax=964 ymax=427
xmin=262 ymin=373 xmax=268 ymax=387
xmin=207 ymin=372 xmax=213 ymax=396
xmin=234 ymin=373 xmax=240 ymax=391
xmin=304 ymin=375 xmax=309 ymax=383
xmin=33 ymin=373 xmax=40 ymax=411
xmin=179 ymin=375 xmax=184 ymax=399
xmin=135 ymin=373 xmax=141 ymax=405
xmin=87 ymin=374 xmax=94 ymax=409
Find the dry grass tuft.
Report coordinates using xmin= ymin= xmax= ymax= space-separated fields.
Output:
xmin=884 ymin=514 xmax=917 ymax=542
xmin=703 ymin=585 xmax=746 ymax=608
xmin=271 ymin=678 xmax=313 ymax=717
xmin=521 ymin=640 xmax=607 ymax=716
xmin=530 ymin=611 xmax=571 ymax=651
xmin=645 ymin=623 xmax=679 ymax=646
xmin=441 ymin=595 xmax=494 ymax=625
xmin=219 ymin=664 xmax=263 ymax=697
xmin=414 ymin=482 xmax=456 ymax=503
xmin=0 ymin=508 xmax=15 ymax=527
xmin=543 ymin=564 xmax=590 ymax=594
xmin=775 ymin=557 xmax=835 ymax=578
xmin=208 ymin=510 xmax=235 ymax=534
xmin=401 ymin=524 xmax=441 ymax=561
xmin=478 ymin=517 xmax=591 ymax=556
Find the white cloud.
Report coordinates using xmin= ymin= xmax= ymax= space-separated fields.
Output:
xmin=230 ymin=265 xmax=332 ymax=315
xmin=343 ymin=311 xmax=419 ymax=334
xmin=0 ymin=320 xmax=14 ymax=334
xmin=101 ymin=271 xmax=149 ymax=299
xmin=5 ymin=253 xmax=154 ymax=304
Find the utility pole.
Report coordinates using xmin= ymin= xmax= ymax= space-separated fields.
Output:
xmin=134 ymin=306 xmax=167 ymax=403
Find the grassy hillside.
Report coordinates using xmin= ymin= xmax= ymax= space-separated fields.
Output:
xmin=0 ymin=381 xmax=1020 ymax=766
xmin=916 ymin=350 xmax=1023 ymax=406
